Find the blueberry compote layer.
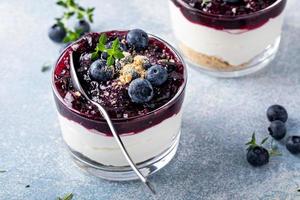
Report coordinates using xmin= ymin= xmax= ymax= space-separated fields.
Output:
xmin=172 ymin=0 xmax=286 ymax=29
xmin=53 ymin=31 xmax=186 ymax=135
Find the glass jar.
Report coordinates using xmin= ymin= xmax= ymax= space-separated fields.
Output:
xmin=52 ymin=31 xmax=187 ymax=180
xmin=169 ymin=0 xmax=287 ymax=77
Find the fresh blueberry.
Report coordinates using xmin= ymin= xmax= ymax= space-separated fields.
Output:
xmin=126 ymin=29 xmax=149 ymax=51
xmin=268 ymin=120 xmax=287 ymax=140
xmin=48 ymin=24 xmax=66 ymax=43
xmin=75 ymin=20 xmax=90 ymax=34
xmin=286 ymin=136 xmax=300 ymax=154
xmin=247 ymin=146 xmax=269 ymax=167
xmin=88 ymin=59 xmax=114 ymax=82
xmin=128 ymin=78 xmax=154 ymax=103
xmin=146 ymin=65 xmax=168 ymax=86
xmin=267 ymin=104 xmax=288 ymax=122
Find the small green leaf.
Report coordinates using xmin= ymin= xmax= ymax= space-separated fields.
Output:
xmin=64 ymin=11 xmax=75 ymax=19
xmin=87 ymin=7 xmax=95 ymax=13
xmin=78 ymin=6 xmax=85 ymax=11
xmin=57 ymin=193 xmax=73 ymax=200
xmin=63 ymin=30 xmax=80 ymax=43
xmin=91 ymin=52 xmax=98 ymax=60
xmin=260 ymin=137 xmax=268 ymax=145
xmin=114 ymin=51 xmax=125 ymax=59
xmin=56 ymin=0 xmax=67 ymax=8
xmin=41 ymin=64 xmax=51 ymax=72
xmin=112 ymin=38 xmax=120 ymax=50
xmin=107 ymin=56 xmax=115 ymax=66
xmin=99 ymin=34 xmax=107 ymax=46
xmin=0 ymin=170 xmax=6 ymax=173
xmin=77 ymin=12 xmax=84 ymax=20
xmin=107 ymin=49 xmax=114 ymax=55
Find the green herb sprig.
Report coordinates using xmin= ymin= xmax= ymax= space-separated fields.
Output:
xmin=246 ymin=133 xmax=281 ymax=156
xmin=245 ymin=132 xmax=268 ymax=150
xmin=92 ymin=34 xmax=125 ymax=66
xmin=57 ymin=193 xmax=73 ymax=200
xmin=54 ymin=0 xmax=95 ymax=43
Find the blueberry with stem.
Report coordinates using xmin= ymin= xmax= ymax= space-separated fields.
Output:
xmin=246 ymin=133 xmax=270 ymax=167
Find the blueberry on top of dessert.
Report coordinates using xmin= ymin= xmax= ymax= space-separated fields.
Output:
xmin=54 ymin=30 xmax=185 ymax=120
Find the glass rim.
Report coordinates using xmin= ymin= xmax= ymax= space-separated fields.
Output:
xmin=173 ymin=0 xmax=284 ymax=20
xmin=51 ymin=30 xmax=188 ymax=123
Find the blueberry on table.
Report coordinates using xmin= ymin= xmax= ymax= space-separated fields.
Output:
xmin=286 ymin=136 xmax=300 ymax=154
xmin=267 ymin=104 xmax=288 ymax=122
xmin=268 ymin=120 xmax=286 ymax=140
xmin=75 ymin=20 xmax=90 ymax=34
xmin=146 ymin=65 xmax=168 ymax=86
xmin=247 ymin=146 xmax=269 ymax=167
xmin=48 ymin=24 xmax=66 ymax=43
xmin=88 ymin=59 xmax=114 ymax=82
xmin=126 ymin=29 xmax=149 ymax=51
xmin=128 ymin=78 xmax=154 ymax=103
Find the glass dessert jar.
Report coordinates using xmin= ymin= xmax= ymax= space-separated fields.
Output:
xmin=169 ymin=0 xmax=287 ymax=77
xmin=52 ymin=30 xmax=187 ymax=181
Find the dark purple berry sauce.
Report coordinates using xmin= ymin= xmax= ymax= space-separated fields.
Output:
xmin=52 ymin=31 xmax=186 ymax=135
xmin=172 ymin=0 xmax=286 ymax=30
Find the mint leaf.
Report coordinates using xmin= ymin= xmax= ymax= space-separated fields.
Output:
xmin=107 ymin=56 xmax=114 ymax=66
xmin=91 ymin=52 xmax=98 ymax=60
xmin=56 ymin=0 xmax=67 ymax=8
xmin=99 ymin=34 xmax=107 ymax=46
xmin=92 ymin=34 xmax=124 ymax=65
xmin=63 ymin=30 xmax=80 ymax=43
xmin=112 ymin=38 xmax=120 ymax=51
xmin=41 ymin=64 xmax=51 ymax=72
xmin=115 ymin=51 xmax=125 ymax=59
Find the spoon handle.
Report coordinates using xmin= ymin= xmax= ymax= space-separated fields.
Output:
xmin=92 ymin=102 xmax=156 ymax=194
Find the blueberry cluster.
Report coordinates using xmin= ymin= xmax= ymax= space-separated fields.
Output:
xmin=246 ymin=105 xmax=300 ymax=167
xmin=87 ymin=29 xmax=169 ymax=104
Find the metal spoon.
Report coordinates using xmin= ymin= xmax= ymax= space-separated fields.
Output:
xmin=69 ymin=52 xmax=156 ymax=194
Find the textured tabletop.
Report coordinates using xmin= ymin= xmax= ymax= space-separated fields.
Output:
xmin=1 ymin=0 xmax=300 ymax=199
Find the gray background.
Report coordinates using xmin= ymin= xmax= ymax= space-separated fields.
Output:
xmin=0 ymin=0 xmax=300 ymax=199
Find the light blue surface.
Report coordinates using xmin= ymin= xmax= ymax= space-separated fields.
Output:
xmin=1 ymin=0 xmax=300 ymax=199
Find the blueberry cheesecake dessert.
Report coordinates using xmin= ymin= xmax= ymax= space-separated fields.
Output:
xmin=52 ymin=30 xmax=187 ymax=179
xmin=169 ymin=0 xmax=287 ymax=77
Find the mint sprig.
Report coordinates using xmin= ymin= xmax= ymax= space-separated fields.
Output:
xmin=245 ymin=132 xmax=268 ymax=150
xmin=92 ymin=34 xmax=125 ymax=66
xmin=54 ymin=0 xmax=95 ymax=43
xmin=57 ymin=193 xmax=73 ymax=200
